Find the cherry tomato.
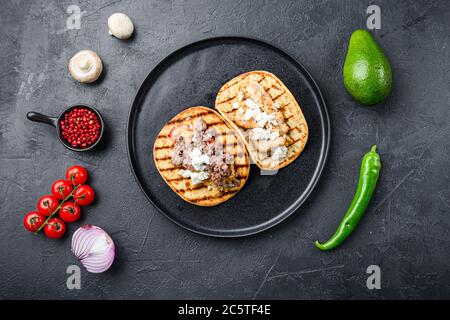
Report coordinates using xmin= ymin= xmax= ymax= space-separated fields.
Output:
xmin=37 ymin=195 xmax=60 ymax=216
xmin=59 ymin=201 xmax=81 ymax=223
xmin=66 ymin=165 xmax=88 ymax=185
xmin=51 ymin=179 xmax=74 ymax=200
xmin=23 ymin=212 xmax=45 ymax=232
xmin=44 ymin=217 xmax=66 ymax=239
xmin=73 ymin=185 xmax=95 ymax=206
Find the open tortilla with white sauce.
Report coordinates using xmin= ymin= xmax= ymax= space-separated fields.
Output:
xmin=215 ymin=70 xmax=308 ymax=170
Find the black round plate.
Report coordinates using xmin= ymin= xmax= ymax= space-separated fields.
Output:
xmin=127 ymin=36 xmax=330 ymax=237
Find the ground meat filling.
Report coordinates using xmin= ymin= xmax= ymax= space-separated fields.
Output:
xmin=171 ymin=135 xmax=192 ymax=169
xmin=171 ymin=117 xmax=239 ymax=188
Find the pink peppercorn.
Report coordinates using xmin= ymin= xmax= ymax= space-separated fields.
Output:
xmin=60 ymin=108 xmax=101 ymax=148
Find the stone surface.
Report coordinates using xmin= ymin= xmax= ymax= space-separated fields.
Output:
xmin=0 ymin=0 xmax=449 ymax=299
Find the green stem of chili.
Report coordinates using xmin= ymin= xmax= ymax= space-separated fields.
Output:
xmin=315 ymin=145 xmax=381 ymax=251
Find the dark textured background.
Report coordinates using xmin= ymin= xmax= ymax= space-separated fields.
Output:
xmin=1 ymin=0 xmax=449 ymax=299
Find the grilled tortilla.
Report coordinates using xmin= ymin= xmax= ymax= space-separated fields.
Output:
xmin=215 ymin=71 xmax=308 ymax=170
xmin=153 ymin=106 xmax=250 ymax=206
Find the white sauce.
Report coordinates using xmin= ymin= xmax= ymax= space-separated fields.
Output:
xmin=271 ymin=146 xmax=288 ymax=162
xmin=254 ymin=111 xmax=277 ymax=128
xmin=248 ymin=128 xmax=279 ymax=141
xmin=243 ymin=108 xmax=259 ymax=121
xmin=245 ymin=98 xmax=259 ymax=109
xmin=179 ymin=170 xmax=209 ymax=185
xmin=243 ymin=98 xmax=278 ymax=128
xmin=190 ymin=148 xmax=210 ymax=171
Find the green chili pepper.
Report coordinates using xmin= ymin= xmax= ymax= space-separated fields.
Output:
xmin=315 ymin=145 xmax=381 ymax=251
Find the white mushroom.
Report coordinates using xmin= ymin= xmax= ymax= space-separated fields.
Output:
xmin=68 ymin=50 xmax=103 ymax=83
xmin=108 ymin=13 xmax=134 ymax=40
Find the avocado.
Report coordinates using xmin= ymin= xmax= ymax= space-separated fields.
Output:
xmin=343 ymin=29 xmax=392 ymax=106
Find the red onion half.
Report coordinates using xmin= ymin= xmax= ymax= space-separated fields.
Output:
xmin=71 ymin=225 xmax=115 ymax=273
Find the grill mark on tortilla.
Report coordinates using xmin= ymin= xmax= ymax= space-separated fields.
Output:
xmin=287 ymin=126 xmax=300 ymax=134
xmin=271 ymin=84 xmax=282 ymax=91
xmin=166 ymin=172 xmax=248 ymax=183
xmin=159 ymin=162 xmax=248 ymax=172
xmin=287 ymin=137 xmax=304 ymax=147
xmin=173 ymin=179 xmax=247 ymax=192
xmin=206 ymin=123 xmax=238 ymax=133
xmin=165 ymin=177 xmax=190 ymax=183
xmin=216 ymin=73 xmax=264 ymax=103
xmin=217 ymin=75 xmax=282 ymax=107
xmin=285 ymin=114 xmax=294 ymax=121
xmin=157 ymin=159 xmax=246 ymax=173
xmin=279 ymin=103 xmax=289 ymax=110
xmin=216 ymin=95 xmax=237 ymax=105
xmin=206 ymin=121 xmax=226 ymax=127
xmin=154 ymin=145 xmax=174 ymax=150
xmin=154 ymin=142 xmax=241 ymax=161
xmin=179 ymin=185 xmax=240 ymax=194
xmin=169 ymin=183 xmax=241 ymax=192
xmin=157 ymin=122 xmax=231 ymax=139
xmin=168 ymin=111 xmax=212 ymax=125
xmin=260 ymin=79 xmax=287 ymax=107
xmin=155 ymin=155 xmax=172 ymax=161
xmin=221 ymin=80 xmax=239 ymax=90
xmin=189 ymin=190 xmax=238 ymax=203
xmin=221 ymin=73 xmax=253 ymax=91
xmin=272 ymin=91 xmax=286 ymax=101
xmin=221 ymin=80 xmax=240 ymax=91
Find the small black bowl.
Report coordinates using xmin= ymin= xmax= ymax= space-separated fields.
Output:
xmin=27 ymin=104 xmax=105 ymax=152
